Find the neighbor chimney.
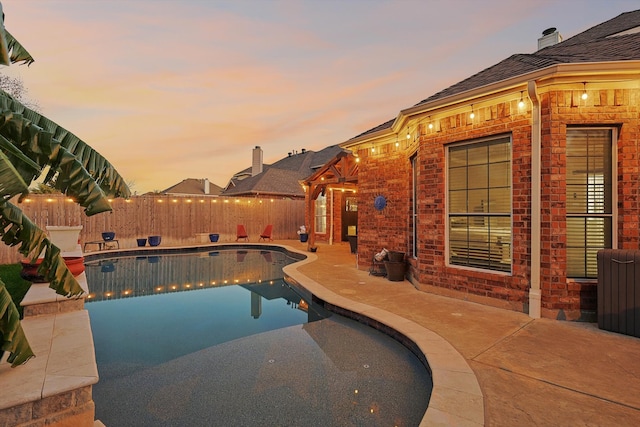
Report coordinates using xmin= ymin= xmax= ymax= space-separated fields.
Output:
xmin=537 ymin=27 xmax=562 ymax=50
xmin=252 ymin=146 xmax=263 ymax=176
xmin=203 ymin=178 xmax=210 ymax=194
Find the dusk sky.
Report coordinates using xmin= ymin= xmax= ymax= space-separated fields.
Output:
xmin=1 ymin=0 xmax=638 ymax=194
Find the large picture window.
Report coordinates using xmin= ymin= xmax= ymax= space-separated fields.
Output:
xmin=314 ymin=194 xmax=327 ymax=233
xmin=448 ymin=136 xmax=511 ymax=272
xmin=566 ymin=128 xmax=613 ymax=278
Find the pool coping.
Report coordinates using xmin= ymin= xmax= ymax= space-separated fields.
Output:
xmin=281 ymin=245 xmax=485 ymax=427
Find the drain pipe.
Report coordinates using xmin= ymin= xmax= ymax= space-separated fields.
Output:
xmin=527 ymin=80 xmax=542 ymax=319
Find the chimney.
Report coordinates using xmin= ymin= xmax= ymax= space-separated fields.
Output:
xmin=537 ymin=27 xmax=562 ymax=50
xmin=252 ymin=146 xmax=263 ymax=176
xmin=203 ymin=178 xmax=210 ymax=194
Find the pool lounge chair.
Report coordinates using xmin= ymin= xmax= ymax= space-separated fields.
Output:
xmin=259 ymin=225 xmax=273 ymax=242
xmin=236 ymin=225 xmax=249 ymax=242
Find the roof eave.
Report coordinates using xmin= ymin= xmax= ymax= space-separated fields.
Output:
xmin=341 ymin=60 xmax=640 ymax=149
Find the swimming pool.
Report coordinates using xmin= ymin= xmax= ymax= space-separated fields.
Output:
xmin=85 ymin=246 xmax=431 ymax=426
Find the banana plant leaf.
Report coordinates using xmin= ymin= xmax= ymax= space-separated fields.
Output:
xmin=3 ymin=29 xmax=35 ymax=66
xmin=0 ymin=280 xmax=35 ymax=367
xmin=0 ymin=91 xmax=130 ymax=202
xmin=0 ymin=201 xmax=83 ymax=297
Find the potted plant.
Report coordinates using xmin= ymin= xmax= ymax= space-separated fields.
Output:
xmin=297 ymin=225 xmax=308 ymax=242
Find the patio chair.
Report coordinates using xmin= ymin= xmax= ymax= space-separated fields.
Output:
xmin=236 ymin=224 xmax=249 ymax=241
xmin=259 ymin=225 xmax=273 ymax=241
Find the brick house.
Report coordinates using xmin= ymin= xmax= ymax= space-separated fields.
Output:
xmin=338 ymin=10 xmax=640 ymax=320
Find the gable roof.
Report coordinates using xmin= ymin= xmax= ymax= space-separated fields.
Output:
xmin=349 ymin=9 xmax=640 ymax=141
xmin=161 ymin=178 xmax=222 ymax=196
xmin=222 ymin=145 xmax=345 ymax=198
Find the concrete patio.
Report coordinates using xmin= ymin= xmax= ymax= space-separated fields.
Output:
xmin=284 ymin=239 xmax=640 ymax=426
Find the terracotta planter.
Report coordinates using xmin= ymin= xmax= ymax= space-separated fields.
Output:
xmin=20 ymin=256 xmax=85 ymax=283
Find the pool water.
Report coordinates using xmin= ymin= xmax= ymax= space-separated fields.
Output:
xmin=85 ymin=248 xmax=431 ymax=426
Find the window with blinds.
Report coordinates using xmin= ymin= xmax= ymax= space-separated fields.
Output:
xmin=314 ymin=194 xmax=327 ymax=233
xmin=566 ymin=128 xmax=613 ymax=278
xmin=411 ymin=155 xmax=418 ymax=258
xmin=447 ymin=136 xmax=512 ymax=272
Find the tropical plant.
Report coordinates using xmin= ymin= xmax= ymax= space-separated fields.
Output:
xmin=0 ymin=2 xmax=130 ymax=367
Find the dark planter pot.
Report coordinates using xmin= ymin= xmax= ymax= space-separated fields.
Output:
xmin=100 ymin=262 xmax=115 ymax=273
xmin=309 ymin=247 xmax=317 ymax=253
xmin=299 ymin=233 xmax=309 ymax=242
xmin=388 ymin=251 xmax=405 ymax=262
xmin=102 ymin=231 xmax=116 ymax=241
xmin=148 ymin=235 xmax=162 ymax=247
xmin=384 ymin=261 xmax=406 ymax=282
xmin=136 ymin=238 xmax=147 ymax=247
xmin=209 ymin=233 xmax=220 ymax=243
xmin=21 ymin=256 xmax=85 ymax=283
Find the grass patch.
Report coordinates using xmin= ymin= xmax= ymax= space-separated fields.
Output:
xmin=0 ymin=264 xmax=32 ymax=318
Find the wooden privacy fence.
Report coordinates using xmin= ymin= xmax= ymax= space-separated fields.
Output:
xmin=0 ymin=194 xmax=305 ymax=264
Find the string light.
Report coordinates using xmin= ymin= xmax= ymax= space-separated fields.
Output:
xmin=406 ymin=126 xmax=411 ymax=140
xmin=581 ymin=82 xmax=588 ymax=100
xmin=469 ymin=104 xmax=475 ymax=120
xmin=428 ymin=116 xmax=433 ymax=130
xmin=518 ymin=91 xmax=525 ymax=109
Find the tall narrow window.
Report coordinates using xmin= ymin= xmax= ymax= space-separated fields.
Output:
xmin=566 ymin=128 xmax=613 ymax=278
xmin=411 ymin=154 xmax=418 ymax=257
xmin=448 ymin=136 xmax=511 ymax=272
xmin=314 ymin=194 xmax=327 ymax=233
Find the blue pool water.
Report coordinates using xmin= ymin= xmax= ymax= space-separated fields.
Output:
xmin=85 ymin=247 xmax=431 ymax=426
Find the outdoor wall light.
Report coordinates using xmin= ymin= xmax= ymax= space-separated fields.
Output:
xmin=581 ymin=82 xmax=588 ymax=100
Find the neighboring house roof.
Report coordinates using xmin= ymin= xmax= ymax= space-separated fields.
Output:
xmin=161 ymin=178 xmax=222 ymax=196
xmin=222 ymin=145 xmax=346 ymax=198
xmin=349 ymin=9 xmax=640 ymax=141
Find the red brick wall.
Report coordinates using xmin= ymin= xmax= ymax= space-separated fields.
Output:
xmin=538 ymin=88 xmax=640 ymax=319
xmin=355 ymin=86 xmax=639 ymax=320
xmin=355 ymin=143 xmax=411 ymax=262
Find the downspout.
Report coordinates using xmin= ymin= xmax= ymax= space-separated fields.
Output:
xmin=527 ymin=80 xmax=542 ymax=319
xmin=329 ymin=188 xmax=334 ymax=245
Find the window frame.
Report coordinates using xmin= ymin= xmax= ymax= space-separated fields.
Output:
xmin=314 ymin=194 xmax=327 ymax=234
xmin=445 ymin=134 xmax=513 ymax=274
xmin=565 ymin=126 xmax=618 ymax=279
xmin=411 ymin=153 xmax=418 ymax=258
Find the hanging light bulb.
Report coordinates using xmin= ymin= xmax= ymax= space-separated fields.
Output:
xmin=581 ymin=82 xmax=588 ymax=100
xmin=395 ymin=134 xmax=399 ymax=147
xmin=406 ymin=126 xmax=411 ymax=140
xmin=470 ymin=104 xmax=475 ymax=119
xmin=428 ymin=116 xmax=433 ymax=129
xmin=518 ymin=91 xmax=525 ymax=109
